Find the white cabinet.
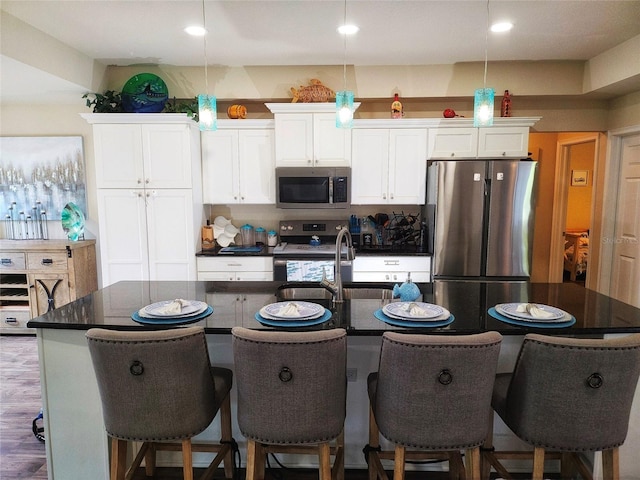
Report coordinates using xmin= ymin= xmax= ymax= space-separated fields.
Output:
xmin=427 ymin=127 xmax=478 ymax=159
xmin=266 ymin=103 xmax=358 ymax=167
xmin=93 ymin=123 xmax=194 ymax=188
xmin=206 ymin=291 xmax=275 ymax=324
xmin=478 ymin=126 xmax=529 ymax=158
xmin=197 ymin=257 xmax=273 ymax=281
xmin=202 ymin=125 xmax=275 ymax=204
xmin=351 ymin=128 xmax=427 ymax=205
xmin=82 ymin=114 xmax=202 ymax=286
xmin=353 ymin=256 xmax=431 ymax=283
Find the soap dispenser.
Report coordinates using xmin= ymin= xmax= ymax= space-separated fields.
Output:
xmin=392 ymin=272 xmax=421 ymax=302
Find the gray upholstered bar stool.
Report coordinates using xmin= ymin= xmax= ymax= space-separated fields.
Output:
xmin=231 ymin=327 xmax=347 ymax=480
xmin=366 ymin=331 xmax=503 ymax=480
xmin=86 ymin=326 xmax=235 ymax=480
xmin=484 ymin=333 xmax=640 ymax=480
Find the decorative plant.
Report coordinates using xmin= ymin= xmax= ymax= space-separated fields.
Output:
xmin=82 ymin=90 xmax=123 ymax=113
xmin=164 ymin=97 xmax=199 ymax=122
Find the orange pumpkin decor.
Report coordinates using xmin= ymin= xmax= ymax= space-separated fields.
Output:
xmin=227 ymin=104 xmax=247 ymax=119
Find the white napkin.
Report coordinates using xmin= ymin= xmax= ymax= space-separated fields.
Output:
xmin=516 ymin=303 xmax=555 ymax=319
xmin=277 ymin=302 xmax=301 ymax=317
xmin=404 ymin=302 xmax=428 ymax=317
xmin=156 ymin=299 xmax=189 ymax=315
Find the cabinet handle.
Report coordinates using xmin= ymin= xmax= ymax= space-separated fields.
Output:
xmin=41 ymin=258 xmax=53 ymax=265
xmin=4 ymin=318 xmax=18 ymax=324
xmin=501 ymin=152 xmax=506 ymax=156
xmin=450 ymin=152 xmax=456 ymax=157
xmin=1 ymin=258 xmax=12 ymax=265
xmin=241 ymin=196 xmax=245 ymax=201
xmin=137 ymin=179 xmax=142 ymax=184
xmin=145 ymin=179 xmax=150 ymax=184
xmin=390 ymin=193 xmax=394 ymax=199
xmin=382 ymin=194 xmax=386 ymax=200
xmin=307 ymin=159 xmax=312 ymax=164
xmin=234 ymin=196 xmax=238 ymax=200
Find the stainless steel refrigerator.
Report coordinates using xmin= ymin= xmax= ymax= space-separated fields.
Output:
xmin=427 ymin=159 xmax=538 ymax=279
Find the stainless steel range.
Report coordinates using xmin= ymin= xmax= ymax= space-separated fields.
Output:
xmin=272 ymin=220 xmax=352 ymax=282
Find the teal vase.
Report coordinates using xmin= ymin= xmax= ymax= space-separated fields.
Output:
xmin=61 ymin=202 xmax=85 ymax=241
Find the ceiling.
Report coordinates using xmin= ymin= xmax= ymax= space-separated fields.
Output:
xmin=2 ymin=0 xmax=640 ymax=104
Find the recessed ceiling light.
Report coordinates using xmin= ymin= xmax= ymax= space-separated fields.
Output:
xmin=185 ymin=25 xmax=207 ymax=36
xmin=490 ymin=21 xmax=514 ymax=33
xmin=338 ymin=24 xmax=359 ymax=35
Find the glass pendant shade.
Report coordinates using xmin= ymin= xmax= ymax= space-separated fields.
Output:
xmin=335 ymin=90 xmax=355 ymax=128
xmin=473 ymin=88 xmax=495 ymax=127
xmin=198 ymin=94 xmax=217 ymax=131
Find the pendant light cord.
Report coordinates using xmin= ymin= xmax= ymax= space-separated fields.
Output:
xmin=342 ymin=0 xmax=347 ymax=90
xmin=483 ymin=0 xmax=490 ymax=89
xmin=202 ymin=0 xmax=209 ymax=95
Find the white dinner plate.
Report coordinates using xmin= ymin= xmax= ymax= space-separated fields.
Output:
xmin=142 ymin=300 xmax=208 ymax=318
xmin=260 ymin=301 xmax=324 ymax=320
xmin=383 ymin=302 xmax=445 ymax=320
xmin=495 ymin=303 xmax=567 ymax=322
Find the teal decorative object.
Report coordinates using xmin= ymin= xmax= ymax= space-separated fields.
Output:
xmin=392 ymin=273 xmax=421 ymax=302
xmin=61 ymin=202 xmax=85 ymax=241
xmin=121 ymin=73 xmax=168 ymax=113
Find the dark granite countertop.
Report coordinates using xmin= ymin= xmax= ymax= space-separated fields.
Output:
xmin=27 ymin=280 xmax=640 ymax=336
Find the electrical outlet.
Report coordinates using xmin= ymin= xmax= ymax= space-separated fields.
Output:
xmin=346 ymin=368 xmax=358 ymax=382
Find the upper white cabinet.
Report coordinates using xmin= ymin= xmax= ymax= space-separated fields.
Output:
xmin=266 ymin=103 xmax=358 ymax=167
xmin=428 ymin=127 xmax=478 ymax=159
xmin=426 ymin=118 xmax=539 ymax=159
xmin=351 ymin=126 xmax=427 ymax=205
xmin=93 ymin=122 xmax=195 ymax=189
xmin=82 ymin=114 xmax=202 ymax=286
xmin=477 ymin=126 xmax=530 ymax=158
xmin=201 ymin=121 xmax=275 ymax=204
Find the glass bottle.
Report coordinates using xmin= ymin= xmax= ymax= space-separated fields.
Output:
xmin=501 ymin=90 xmax=512 ymax=117
xmin=391 ymin=93 xmax=403 ymax=119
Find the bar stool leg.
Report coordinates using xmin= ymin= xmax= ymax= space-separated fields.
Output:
xmin=393 ymin=444 xmax=406 ymax=480
xmin=602 ymin=447 xmax=620 ymax=480
xmin=319 ymin=442 xmax=331 ymax=480
xmin=182 ymin=439 xmax=193 ymax=480
xmin=111 ymin=438 xmax=127 ymax=480
xmin=246 ymin=440 xmax=258 ymax=480
xmin=532 ymin=447 xmax=545 ymax=480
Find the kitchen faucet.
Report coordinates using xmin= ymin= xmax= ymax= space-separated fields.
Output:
xmin=320 ymin=227 xmax=355 ymax=303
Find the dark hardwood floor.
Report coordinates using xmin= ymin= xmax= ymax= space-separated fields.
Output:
xmin=1 ymin=335 xmax=533 ymax=480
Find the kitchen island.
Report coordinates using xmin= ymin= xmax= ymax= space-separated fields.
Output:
xmin=28 ymin=280 xmax=640 ymax=479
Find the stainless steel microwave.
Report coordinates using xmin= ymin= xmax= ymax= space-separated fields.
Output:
xmin=276 ymin=167 xmax=351 ymax=209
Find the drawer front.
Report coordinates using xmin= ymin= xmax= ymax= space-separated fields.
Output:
xmin=0 ymin=252 xmax=26 ymax=270
xmin=27 ymin=252 xmax=68 ymax=271
xmin=1 ymin=308 xmax=32 ymax=330
xmin=352 ymin=271 xmax=431 ymax=283
xmin=197 ymin=257 xmax=273 ymax=272
xmin=353 ymin=256 xmax=430 ymax=272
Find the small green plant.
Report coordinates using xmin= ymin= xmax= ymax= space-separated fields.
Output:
xmin=82 ymin=90 xmax=123 ymax=113
xmin=164 ymin=97 xmax=199 ymax=122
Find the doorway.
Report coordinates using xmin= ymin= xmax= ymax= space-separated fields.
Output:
xmin=548 ymin=133 xmax=605 ymax=289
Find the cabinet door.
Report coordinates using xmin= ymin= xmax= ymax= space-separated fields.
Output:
xmin=478 ymin=126 xmax=529 ymax=158
xmin=313 ymin=113 xmax=351 ymax=166
xmin=29 ymin=273 xmax=71 ymax=316
xmin=202 ymin=130 xmax=240 ymax=203
xmin=351 ymin=129 xmax=390 ymax=204
xmin=142 ymin=124 xmax=193 ymax=188
xmin=145 ymin=189 xmax=196 ymax=281
xmin=239 ymin=130 xmax=276 ymax=204
xmin=274 ymin=113 xmax=313 ymax=166
xmin=388 ymin=129 xmax=427 ymax=204
xmin=427 ymin=127 xmax=478 ymax=159
xmin=97 ymin=189 xmax=149 ymax=285
xmin=94 ymin=124 xmax=144 ymax=188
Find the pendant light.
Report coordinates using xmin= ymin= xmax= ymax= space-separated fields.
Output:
xmin=336 ymin=0 xmax=356 ymax=128
xmin=473 ymin=0 xmax=494 ymax=127
xmin=198 ymin=0 xmax=217 ymax=131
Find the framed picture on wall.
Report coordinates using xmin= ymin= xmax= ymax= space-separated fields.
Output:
xmin=571 ymin=170 xmax=589 ymax=187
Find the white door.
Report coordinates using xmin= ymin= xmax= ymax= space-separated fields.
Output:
xmin=274 ymin=113 xmax=313 ymax=166
xmin=142 ymin=124 xmax=193 ymax=188
xmin=351 ymin=129 xmax=389 ymax=204
xmin=313 ymin=113 xmax=351 ymax=166
xmin=97 ymin=189 xmax=149 ymax=285
xmin=94 ymin=124 xmax=144 ymax=188
xmin=239 ymin=130 xmax=276 ymax=204
xmin=388 ymin=129 xmax=427 ymax=204
xmin=610 ymin=133 xmax=640 ymax=307
xmin=145 ymin=189 xmax=196 ymax=281
xmin=202 ymin=130 xmax=240 ymax=203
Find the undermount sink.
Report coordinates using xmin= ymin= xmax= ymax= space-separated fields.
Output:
xmin=276 ymin=285 xmax=394 ymax=301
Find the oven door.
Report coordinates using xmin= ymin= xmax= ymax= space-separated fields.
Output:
xmin=273 ymin=257 xmax=353 ymax=282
